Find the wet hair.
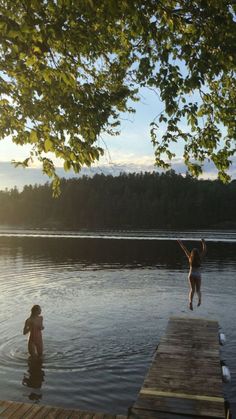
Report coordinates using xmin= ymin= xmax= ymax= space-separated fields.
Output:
xmin=189 ymin=248 xmax=201 ymax=267
xmin=31 ymin=305 xmax=41 ymax=317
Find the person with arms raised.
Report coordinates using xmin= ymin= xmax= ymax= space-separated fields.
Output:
xmin=177 ymin=239 xmax=207 ymax=310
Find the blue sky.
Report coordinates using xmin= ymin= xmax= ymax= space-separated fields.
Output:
xmin=0 ymin=87 xmax=235 ymax=190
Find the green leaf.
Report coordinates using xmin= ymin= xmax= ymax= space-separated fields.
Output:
xmin=44 ymin=138 xmax=54 ymax=152
xmin=63 ymin=160 xmax=71 ymax=171
xmin=33 ymin=46 xmax=42 ymax=54
xmin=42 ymin=70 xmax=52 ymax=83
xmin=30 ymin=131 xmax=38 ymax=143
xmin=25 ymin=56 xmax=37 ymax=66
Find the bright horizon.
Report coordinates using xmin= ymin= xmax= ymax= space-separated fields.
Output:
xmin=0 ymin=87 xmax=235 ymax=190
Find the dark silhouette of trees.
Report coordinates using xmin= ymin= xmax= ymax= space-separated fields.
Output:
xmin=0 ymin=171 xmax=235 ymax=229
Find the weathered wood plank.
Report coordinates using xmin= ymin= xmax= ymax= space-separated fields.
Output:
xmin=25 ymin=404 xmax=44 ymax=418
xmin=57 ymin=408 xmax=76 ymax=418
xmin=10 ymin=402 xmax=35 ymax=418
xmin=1 ymin=401 xmax=27 ymax=417
xmin=142 ymin=384 xmax=223 ymax=398
xmin=31 ymin=405 xmax=59 ymax=418
xmin=128 ymin=316 xmax=225 ymax=418
xmin=75 ymin=411 xmax=94 ymax=419
xmin=0 ymin=400 xmax=12 ymax=415
xmin=0 ymin=402 xmax=123 ymax=419
xmin=36 ymin=407 xmax=64 ymax=419
xmin=134 ymin=394 xmax=225 ymax=418
xmin=93 ymin=413 xmax=105 ymax=419
xmin=129 ymin=407 xmax=203 ymax=418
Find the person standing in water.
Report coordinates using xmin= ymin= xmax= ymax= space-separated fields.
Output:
xmin=177 ymin=239 xmax=207 ymax=310
xmin=23 ymin=305 xmax=44 ymax=357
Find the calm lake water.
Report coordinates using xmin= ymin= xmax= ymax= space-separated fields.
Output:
xmin=0 ymin=229 xmax=235 ymax=415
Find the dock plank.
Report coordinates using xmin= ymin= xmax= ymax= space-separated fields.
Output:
xmin=129 ymin=407 xmax=204 ymax=418
xmin=0 ymin=400 xmax=11 ymax=415
xmin=31 ymin=405 xmax=60 ymax=418
xmin=10 ymin=402 xmax=35 ymax=418
xmin=134 ymin=393 xmax=225 ymax=416
xmin=1 ymin=401 xmax=28 ymax=417
xmin=0 ymin=401 xmax=126 ymax=419
xmin=128 ymin=316 xmax=226 ymax=419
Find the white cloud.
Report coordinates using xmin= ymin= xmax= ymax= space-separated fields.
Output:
xmin=1 ymin=151 xmax=236 ymax=191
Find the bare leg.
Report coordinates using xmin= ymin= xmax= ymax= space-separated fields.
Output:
xmin=36 ymin=342 xmax=43 ymax=358
xmin=28 ymin=340 xmax=37 ymax=358
xmin=28 ymin=339 xmax=43 ymax=358
xmin=196 ymin=278 xmax=202 ymax=306
xmin=188 ymin=276 xmax=195 ymax=310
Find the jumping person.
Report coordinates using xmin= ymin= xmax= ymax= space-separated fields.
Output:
xmin=177 ymin=239 xmax=207 ymax=310
xmin=23 ymin=305 xmax=44 ymax=357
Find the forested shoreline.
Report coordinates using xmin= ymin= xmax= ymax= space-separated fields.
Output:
xmin=0 ymin=171 xmax=236 ymax=230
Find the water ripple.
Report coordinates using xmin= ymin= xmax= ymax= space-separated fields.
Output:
xmin=0 ymin=233 xmax=235 ymax=413
xmin=0 ymin=335 xmax=26 ymax=371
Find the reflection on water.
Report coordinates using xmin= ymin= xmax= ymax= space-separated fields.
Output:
xmin=22 ymin=358 xmax=44 ymax=402
xmin=0 ymin=231 xmax=235 ymax=414
xmin=1 ymin=233 xmax=236 ymax=269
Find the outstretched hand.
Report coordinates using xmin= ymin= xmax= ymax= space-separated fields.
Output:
xmin=201 ymin=238 xmax=207 ymax=256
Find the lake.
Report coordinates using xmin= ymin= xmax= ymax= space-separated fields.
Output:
xmin=0 ymin=229 xmax=235 ymax=415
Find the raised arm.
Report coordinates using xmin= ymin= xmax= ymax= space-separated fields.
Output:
xmin=177 ymin=240 xmax=190 ymax=258
xmin=201 ymin=239 xmax=207 ymax=258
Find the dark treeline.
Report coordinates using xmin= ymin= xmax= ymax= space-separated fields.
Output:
xmin=0 ymin=171 xmax=236 ymax=229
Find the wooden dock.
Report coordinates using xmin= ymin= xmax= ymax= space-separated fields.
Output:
xmin=0 ymin=317 xmax=227 ymax=418
xmin=128 ymin=316 xmax=226 ymax=418
xmin=0 ymin=400 xmax=126 ymax=418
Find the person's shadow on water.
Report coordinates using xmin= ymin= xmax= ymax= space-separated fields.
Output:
xmin=22 ymin=357 xmax=44 ymax=402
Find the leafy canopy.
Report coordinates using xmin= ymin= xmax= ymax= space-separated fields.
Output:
xmin=0 ymin=0 xmax=235 ymax=194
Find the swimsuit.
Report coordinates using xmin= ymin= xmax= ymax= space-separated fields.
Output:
xmin=189 ymin=260 xmax=201 ymax=280
xmin=189 ymin=266 xmax=201 ymax=280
